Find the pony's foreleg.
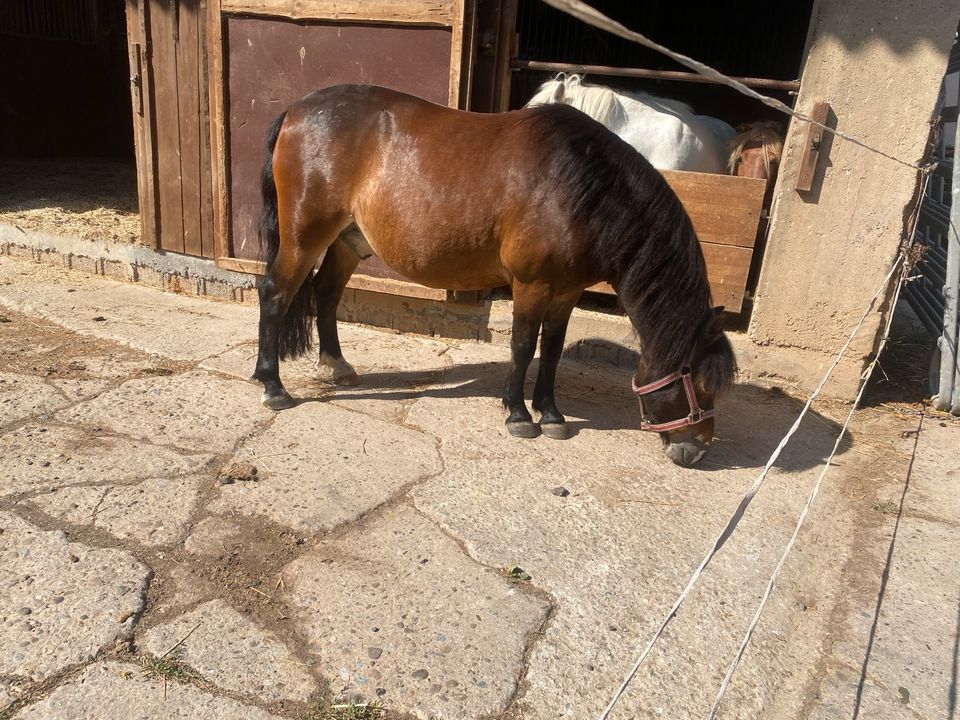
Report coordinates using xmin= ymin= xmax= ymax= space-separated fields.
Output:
xmin=503 ymin=282 xmax=550 ymax=438
xmin=313 ymin=238 xmax=361 ymax=385
xmin=532 ymin=292 xmax=580 ymax=439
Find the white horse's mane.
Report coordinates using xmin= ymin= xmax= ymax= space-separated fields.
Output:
xmin=526 ymin=75 xmax=627 ymax=128
xmin=525 ymin=74 xmax=697 ymax=127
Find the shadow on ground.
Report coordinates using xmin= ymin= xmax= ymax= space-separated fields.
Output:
xmin=298 ymin=342 xmax=851 ymax=474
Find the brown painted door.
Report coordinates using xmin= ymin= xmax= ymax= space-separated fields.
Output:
xmin=127 ymin=0 xmax=214 ymax=258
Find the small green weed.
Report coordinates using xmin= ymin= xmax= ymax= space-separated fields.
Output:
xmin=506 ymin=565 xmax=531 ymax=583
xmin=872 ymin=498 xmax=899 ymax=515
xmin=303 ymin=700 xmax=387 ymax=720
xmin=139 ymin=648 xmax=205 ymax=685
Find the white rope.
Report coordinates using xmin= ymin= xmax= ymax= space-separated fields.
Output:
xmin=705 ymin=168 xmax=932 ymax=717
xmin=597 ymin=248 xmax=905 ymax=720
xmin=598 ymin=161 xmax=932 ymax=719
xmin=705 ymin=262 xmax=907 ymax=718
xmin=542 ymin=0 xmax=926 ymax=171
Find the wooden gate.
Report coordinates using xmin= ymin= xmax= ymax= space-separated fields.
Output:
xmin=207 ymin=0 xmax=477 ymax=302
xmin=126 ymin=0 xmax=215 ymax=257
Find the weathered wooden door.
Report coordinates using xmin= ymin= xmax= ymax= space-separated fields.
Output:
xmin=126 ymin=0 xmax=214 ymax=257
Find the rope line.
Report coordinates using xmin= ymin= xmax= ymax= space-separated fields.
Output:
xmin=705 ymin=168 xmax=932 ymax=718
xmin=597 ymin=244 xmax=907 ymax=720
xmin=542 ymin=0 xmax=927 ymax=172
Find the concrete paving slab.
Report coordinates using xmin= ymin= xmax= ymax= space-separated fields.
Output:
xmin=0 ymin=423 xmax=211 ymax=498
xmin=12 ymin=662 xmax=283 ymax=719
xmin=0 ymin=373 xmax=71 ymax=426
xmin=0 ymin=258 xmax=258 ymax=361
xmin=284 ymin=503 xmax=550 ymax=719
xmin=901 ymin=419 xmax=960 ymax=523
xmin=57 ymin=370 xmax=273 ymax=453
xmin=202 ymin=326 xmax=455 ymax=425
xmin=28 ymin=476 xmax=202 ymax=546
xmin=407 ymin=387 xmax=862 ymax=718
xmin=822 ymin=515 xmax=960 ymax=720
xmin=183 ymin=515 xmax=243 ymax=557
xmin=141 ymin=599 xmax=318 ymax=703
xmin=211 ymin=402 xmax=442 ymax=533
xmin=0 ymin=513 xmax=151 ymax=691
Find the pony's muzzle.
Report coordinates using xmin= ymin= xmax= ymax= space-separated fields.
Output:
xmin=664 ymin=437 xmax=710 ymax=467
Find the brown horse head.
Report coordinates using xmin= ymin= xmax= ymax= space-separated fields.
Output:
xmin=728 ymin=121 xmax=784 ymax=180
xmin=631 ymin=306 xmax=736 ymax=466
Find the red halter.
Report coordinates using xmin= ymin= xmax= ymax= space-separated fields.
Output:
xmin=631 ymin=367 xmax=715 ymax=432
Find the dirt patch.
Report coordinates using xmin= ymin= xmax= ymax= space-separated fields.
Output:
xmin=0 ymin=158 xmax=140 ymax=243
xmin=0 ymin=309 xmax=187 ymax=381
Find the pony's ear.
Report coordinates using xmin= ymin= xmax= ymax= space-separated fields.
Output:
xmin=705 ymin=306 xmax=725 ymax=341
xmin=551 ymin=81 xmax=565 ymax=102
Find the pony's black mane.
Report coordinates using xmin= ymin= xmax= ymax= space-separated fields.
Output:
xmin=526 ymin=104 xmax=724 ymax=376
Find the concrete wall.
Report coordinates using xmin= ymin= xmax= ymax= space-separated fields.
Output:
xmin=744 ymin=0 xmax=955 ymax=396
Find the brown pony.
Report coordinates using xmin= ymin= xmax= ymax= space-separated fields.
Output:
xmin=253 ymin=85 xmax=736 ymax=467
xmin=728 ymin=121 xmax=784 ymax=180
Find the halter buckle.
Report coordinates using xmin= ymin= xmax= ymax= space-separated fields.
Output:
xmin=632 ymin=367 xmax=714 ymax=433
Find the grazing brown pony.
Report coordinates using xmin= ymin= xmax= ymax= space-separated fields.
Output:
xmin=253 ymin=84 xmax=736 ymax=467
xmin=728 ymin=121 xmax=784 ymax=180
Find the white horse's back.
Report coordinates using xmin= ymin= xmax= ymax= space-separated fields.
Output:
xmin=526 ymin=75 xmax=735 ymax=174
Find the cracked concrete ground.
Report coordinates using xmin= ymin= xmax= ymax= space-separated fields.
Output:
xmin=0 ymin=255 xmax=958 ymax=719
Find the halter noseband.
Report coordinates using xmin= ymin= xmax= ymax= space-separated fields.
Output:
xmin=631 ymin=368 xmax=715 ymax=432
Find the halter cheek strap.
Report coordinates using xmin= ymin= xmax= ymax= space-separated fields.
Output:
xmin=631 ymin=368 xmax=716 ymax=432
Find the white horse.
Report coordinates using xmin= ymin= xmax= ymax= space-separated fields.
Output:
xmin=526 ymin=75 xmax=736 ymax=174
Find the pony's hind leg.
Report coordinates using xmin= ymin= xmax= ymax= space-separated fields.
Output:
xmin=255 ymin=252 xmax=315 ymax=410
xmin=314 ymin=237 xmax=362 ymax=385
xmin=532 ymin=292 xmax=581 ymax=439
xmin=254 ymin=216 xmax=348 ymax=410
xmin=503 ymin=281 xmax=551 ymax=438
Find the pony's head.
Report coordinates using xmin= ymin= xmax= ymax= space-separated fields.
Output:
xmin=728 ymin=121 xmax=784 ymax=180
xmin=632 ymin=307 xmax=737 ymax=467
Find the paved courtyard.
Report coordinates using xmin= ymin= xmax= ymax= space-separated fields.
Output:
xmin=0 ymin=255 xmax=957 ymax=719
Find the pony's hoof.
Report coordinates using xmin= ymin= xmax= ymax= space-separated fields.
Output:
xmin=506 ymin=420 xmax=541 ymax=439
xmin=261 ymin=390 xmax=296 ymax=411
xmin=540 ymin=422 xmax=571 ymax=440
xmin=333 ymin=371 xmax=362 ymax=387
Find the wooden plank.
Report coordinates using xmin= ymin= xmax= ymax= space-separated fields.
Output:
xmin=700 ymin=243 xmax=753 ymax=313
xmin=209 ymin=0 xmax=231 ymax=265
xmin=217 ymin=256 xmax=265 ymax=274
xmin=493 ymin=0 xmax=518 ymax=112
xmin=589 ymin=243 xmax=753 ymax=314
xmin=151 ymin=0 xmax=185 ymax=253
xmin=347 ymin=275 xmax=449 ymax=301
xmin=446 ymin=0 xmax=463 ymax=107
xmin=795 ymin=101 xmax=830 ymax=193
xmin=220 ymin=0 xmax=456 ymax=25
xmin=125 ymin=0 xmax=159 ymax=247
xmin=177 ymin=0 xmax=204 ymax=257
xmin=660 ymin=170 xmax=766 ymax=249
xmin=215 ymin=256 xmax=451 ymax=302
xmin=198 ymin=0 xmax=216 ymax=259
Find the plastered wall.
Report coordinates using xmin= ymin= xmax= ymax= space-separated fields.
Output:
xmin=745 ymin=0 xmax=955 ymax=396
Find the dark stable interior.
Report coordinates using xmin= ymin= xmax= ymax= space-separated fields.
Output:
xmin=0 ymin=0 xmax=133 ymax=159
xmin=509 ymin=0 xmax=815 ymax=126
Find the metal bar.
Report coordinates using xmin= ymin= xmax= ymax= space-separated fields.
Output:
xmin=904 ymin=285 xmax=945 ymax=347
xmin=936 ymin=117 xmax=960 ymax=412
xmin=510 ymin=59 xmax=802 ymax=91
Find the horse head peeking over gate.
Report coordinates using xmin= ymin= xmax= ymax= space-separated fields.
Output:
xmin=252 ymin=84 xmax=737 ymax=467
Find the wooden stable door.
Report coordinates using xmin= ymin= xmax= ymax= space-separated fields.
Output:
xmin=126 ymin=0 xmax=214 ymax=258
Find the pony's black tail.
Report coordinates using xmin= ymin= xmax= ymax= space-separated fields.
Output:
xmin=258 ymin=110 xmax=316 ymax=360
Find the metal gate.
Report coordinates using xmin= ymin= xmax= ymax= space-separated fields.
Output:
xmin=903 ymin=33 xmax=960 ymax=413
